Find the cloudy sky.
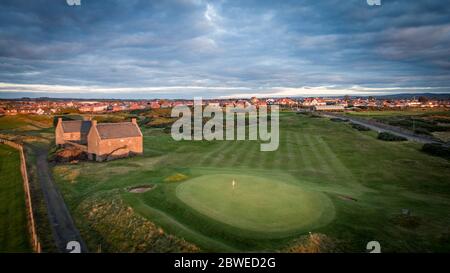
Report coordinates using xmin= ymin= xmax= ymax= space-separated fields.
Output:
xmin=0 ymin=0 xmax=449 ymax=99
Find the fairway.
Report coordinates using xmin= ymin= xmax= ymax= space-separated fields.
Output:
xmin=176 ymin=174 xmax=334 ymax=233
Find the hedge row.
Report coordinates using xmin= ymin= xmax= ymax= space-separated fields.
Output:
xmin=377 ymin=132 xmax=407 ymax=141
xmin=421 ymin=143 xmax=450 ymax=160
xmin=351 ymin=123 xmax=370 ymax=131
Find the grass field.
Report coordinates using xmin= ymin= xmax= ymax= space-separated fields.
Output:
xmin=51 ymin=112 xmax=450 ymax=252
xmin=0 ymin=145 xmax=31 ymax=252
xmin=0 ymin=115 xmax=52 ymax=131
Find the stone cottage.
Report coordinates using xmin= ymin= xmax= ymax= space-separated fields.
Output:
xmin=55 ymin=117 xmax=143 ymax=161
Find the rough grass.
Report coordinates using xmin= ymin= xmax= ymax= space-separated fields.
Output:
xmin=164 ymin=173 xmax=189 ymax=183
xmin=0 ymin=115 xmax=52 ymax=131
xmin=77 ymin=192 xmax=199 ymax=253
xmin=281 ymin=233 xmax=341 ymax=253
xmin=1 ymin=121 xmax=57 ymax=252
xmin=0 ymin=145 xmax=31 ymax=252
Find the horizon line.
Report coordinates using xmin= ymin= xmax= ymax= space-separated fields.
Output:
xmin=1 ymin=92 xmax=450 ymax=101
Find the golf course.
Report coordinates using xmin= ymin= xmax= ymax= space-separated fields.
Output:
xmin=47 ymin=111 xmax=450 ymax=252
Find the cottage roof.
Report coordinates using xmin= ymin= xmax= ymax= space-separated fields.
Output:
xmin=61 ymin=120 xmax=92 ymax=134
xmin=95 ymin=122 xmax=141 ymax=139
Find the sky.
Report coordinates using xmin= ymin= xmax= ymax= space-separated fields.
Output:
xmin=0 ymin=0 xmax=449 ymax=99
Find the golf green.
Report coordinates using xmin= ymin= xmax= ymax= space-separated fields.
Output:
xmin=176 ymin=174 xmax=335 ymax=233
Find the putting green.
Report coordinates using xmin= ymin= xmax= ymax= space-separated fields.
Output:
xmin=176 ymin=174 xmax=335 ymax=233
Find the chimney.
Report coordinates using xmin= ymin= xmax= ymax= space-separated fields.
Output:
xmin=131 ymin=118 xmax=137 ymax=124
xmin=92 ymin=120 xmax=97 ymax=127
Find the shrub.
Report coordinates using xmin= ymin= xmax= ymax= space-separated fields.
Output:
xmin=391 ymin=214 xmax=421 ymax=229
xmin=377 ymin=132 xmax=407 ymax=141
xmin=282 ymin=233 xmax=340 ymax=253
xmin=93 ymin=115 xmax=128 ymax=123
xmin=351 ymin=123 xmax=370 ymax=131
xmin=146 ymin=117 xmax=176 ymax=128
xmin=146 ymin=108 xmax=172 ymax=118
xmin=421 ymin=143 xmax=450 ymax=160
xmin=298 ymin=111 xmax=312 ymax=115
xmin=49 ymin=147 xmax=87 ymax=163
xmin=386 ymin=117 xmax=448 ymax=133
xmin=431 ymin=116 xmax=450 ymax=124
xmin=309 ymin=113 xmax=322 ymax=118
xmin=414 ymin=128 xmax=431 ymax=135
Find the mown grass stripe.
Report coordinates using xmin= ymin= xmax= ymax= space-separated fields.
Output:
xmin=199 ymin=141 xmax=229 ymax=166
xmin=292 ymin=131 xmax=311 ymax=172
xmin=284 ymin=130 xmax=300 ymax=171
xmin=230 ymin=141 xmax=254 ymax=167
xmin=209 ymin=141 xmax=240 ymax=167
xmin=240 ymin=141 xmax=261 ymax=168
xmin=302 ymin=133 xmax=334 ymax=178
xmin=314 ymin=136 xmax=354 ymax=180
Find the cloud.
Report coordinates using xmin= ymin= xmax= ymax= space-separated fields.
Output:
xmin=1 ymin=82 xmax=449 ymax=99
xmin=221 ymin=85 xmax=450 ymax=98
xmin=0 ymin=82 xmax=251 ymax=94
xmin=0 ymin=0 xmax=449 ymax=98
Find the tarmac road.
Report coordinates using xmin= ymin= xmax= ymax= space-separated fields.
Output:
xmin=35 ymin=148 xmax=88 ymax=253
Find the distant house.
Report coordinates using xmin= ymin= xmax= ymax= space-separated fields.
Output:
xmin=160 ymin=102 xmax=172 ymax=108
xmin=56 ymin=118 xmax=143 ymax=162
xmin=207 ymin=102 xmax=220 ymax=108
xmin=149 ymin=102 xmax=161 ymax=109
xmin=407 ymin=101 xmax=421 ymax=107
xmin=129 ymin=103 xmax=142 ymax=110
xmin=302 ymin=98 xmax=326 ymax=107
xmin=313 ymin=105 xmax=345 ymax=111
xmin=257 ymin=101 xmax=267 ymax=107
xmin=78 ymin=106 xmax=92 ymax=113
xmin=79 ymin=104 xmax=108 ymax=113
xmin=276 ymin=98 xmax=297 ymax=106
xmin=250 ymin=97 xmax=260 ymax=105
xmin=5 ymin=109 xmax=18 ymax=115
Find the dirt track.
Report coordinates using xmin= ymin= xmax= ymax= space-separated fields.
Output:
xmin=35 ymin=148 xmax=88 ymax=253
